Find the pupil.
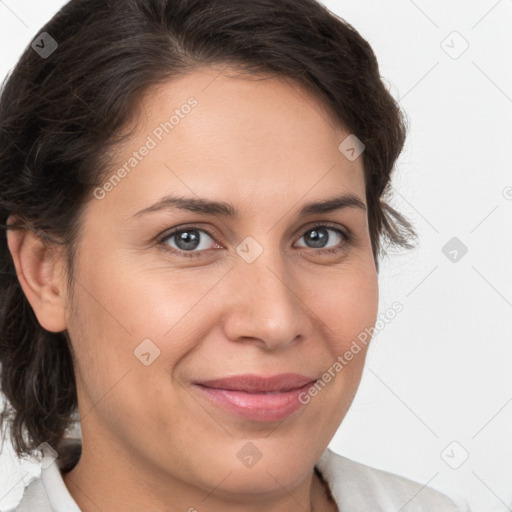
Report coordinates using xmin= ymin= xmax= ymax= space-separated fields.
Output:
xmin=176 ymin=230 xmax=200 ymax=250
xmin=306 ymin=227 xmax=328 ymax=248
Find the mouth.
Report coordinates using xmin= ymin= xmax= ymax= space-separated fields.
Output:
xmin=192 ymin=373 xmax=316 ymax=422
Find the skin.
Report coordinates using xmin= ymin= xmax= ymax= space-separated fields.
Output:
xmin=8 ymin=66 xmax=378 ymax=512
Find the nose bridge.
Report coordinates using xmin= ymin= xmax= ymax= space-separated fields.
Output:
xmin=222 ymin=237 xmax=306 ymax=348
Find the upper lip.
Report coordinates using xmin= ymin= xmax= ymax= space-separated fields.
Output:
xmin=194 ymin=373 xmax=316 ymax=393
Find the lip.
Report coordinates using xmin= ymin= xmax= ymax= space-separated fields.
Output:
xmin=192 ymin=373 xmax=316 ymax=422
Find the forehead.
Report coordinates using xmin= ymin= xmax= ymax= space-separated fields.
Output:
xmin=95 ymin=66 xmax=366 ymax=218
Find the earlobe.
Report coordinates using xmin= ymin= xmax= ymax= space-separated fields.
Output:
xmin=6 ymin=222 xmax=69 ymax=333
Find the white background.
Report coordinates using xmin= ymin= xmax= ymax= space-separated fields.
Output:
xmin=0 ymin=1 xmax=511 ymax=511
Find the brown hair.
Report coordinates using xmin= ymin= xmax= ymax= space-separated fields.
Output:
xmin=0 ymin=0 xmax=415 ymax=457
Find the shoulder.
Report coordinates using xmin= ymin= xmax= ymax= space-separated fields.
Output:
xmin=9 ymin=439 xmax=82 ymax=512
xmin=316 ymin=448 xmax=464 ymax=511
xmin=8 ymin=475 xmax=52 ymax=512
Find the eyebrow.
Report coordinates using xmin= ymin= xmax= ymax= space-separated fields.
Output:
xmin=132 ymin=192 xmax=367 ymax=219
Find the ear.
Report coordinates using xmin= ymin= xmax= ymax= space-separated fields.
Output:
xmin=6 ymin=217 xmax=69 ymax=333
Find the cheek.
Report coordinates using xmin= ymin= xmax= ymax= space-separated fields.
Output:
xmin=70 ymin=239 xmax=379 ymax=384
xmin=289 ymin=262 xmax=378 ymax=445
xmin=68 ymin=230 xmax=378 ymax=404
xmin=65 ymin=249 xmax=224 ymax=422
xmin=71 ymin=242 xmax=210 ymax=344
xmin=308 ymin=260 xmax=379 ymax=353
xmin=65 ymin=264 xmax=192 ymax=446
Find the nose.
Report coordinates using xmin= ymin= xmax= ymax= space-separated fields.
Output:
xmin=221 ymin=246 xmax=312 ymax=351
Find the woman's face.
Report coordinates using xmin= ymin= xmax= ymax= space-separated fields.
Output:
xmin=63 ymin=67 xmax=378 ymax=503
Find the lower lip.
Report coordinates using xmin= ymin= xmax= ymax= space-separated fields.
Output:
xmin=193 ymin=382 xmax=314 ymax=422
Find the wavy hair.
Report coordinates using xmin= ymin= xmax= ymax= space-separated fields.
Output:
xmin=0 ymin=0 xmax=415 ymax=457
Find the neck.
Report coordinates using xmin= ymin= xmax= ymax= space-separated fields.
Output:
xmin=62 ymin=435 xmax=336 ymax=512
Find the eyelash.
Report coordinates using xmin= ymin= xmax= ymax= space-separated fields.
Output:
xmin=158 ymin=223 xmax=352 ymax=259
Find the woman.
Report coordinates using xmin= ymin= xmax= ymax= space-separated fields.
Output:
xmin=0 ymin=0 xmax=462 ymax=510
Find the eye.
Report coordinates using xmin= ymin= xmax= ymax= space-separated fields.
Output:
xmin=295 ymin=225 xmax=347 ymax=252
xmin=158 ymin=223 xmax=350 ymax=259
xmin=160 ymin=227 xmax=218 ymax=258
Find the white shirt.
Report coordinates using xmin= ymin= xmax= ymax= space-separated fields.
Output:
xmin=9 ymin=444 xmax=464 ymax=511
